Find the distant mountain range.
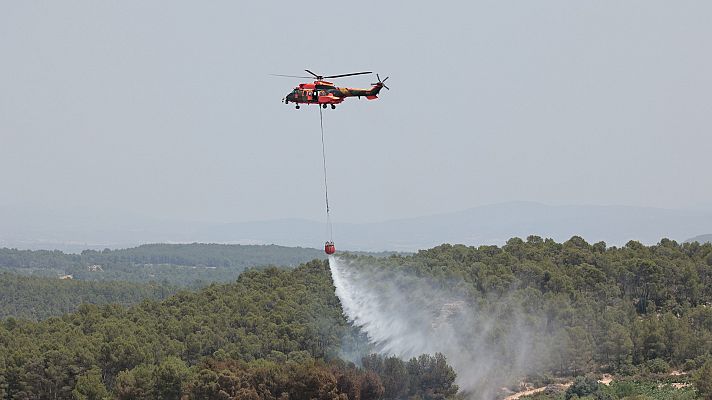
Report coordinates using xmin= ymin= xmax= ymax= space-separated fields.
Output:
xmin=2 ymin=202 xmax=711 ymax=252
xmin=686 ymin=234 xmax=712 ymax=244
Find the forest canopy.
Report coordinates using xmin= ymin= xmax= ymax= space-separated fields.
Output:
xmin=0 ymin=243 xmax=325 ymax=286
xmin=1 ymin=237 xmax=711 ymax=399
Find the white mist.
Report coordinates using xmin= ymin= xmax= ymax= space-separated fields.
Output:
xmin=329 ymin=256 xmax=543 ymax=399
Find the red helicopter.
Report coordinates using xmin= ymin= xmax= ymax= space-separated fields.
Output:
xmin=273 ymin=70 xmax=389 ymax=109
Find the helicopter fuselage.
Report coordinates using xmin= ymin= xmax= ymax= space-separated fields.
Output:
xmin=284 ymin=80 xmax=383 ymax=106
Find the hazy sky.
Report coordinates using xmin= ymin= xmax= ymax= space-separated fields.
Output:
xmin=1 ymin=1 xmax=711 ymax=224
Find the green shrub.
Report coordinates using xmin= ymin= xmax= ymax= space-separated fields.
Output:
xmin=565 ymin=376 xmax=603 ymax=400
xmin=644 ymin=359 xmax=670 ymax=374
xmin=695 ymin=360 xmax=712 ymax=400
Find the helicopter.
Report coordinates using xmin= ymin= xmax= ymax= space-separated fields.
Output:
xmin=273 ymin=70 xmax=389 ymax=109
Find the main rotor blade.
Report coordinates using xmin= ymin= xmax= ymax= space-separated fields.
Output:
xmin=381 ymin=76 xmax=389 ymax=82
xmin=323 ymin=71 xmax=372 ymax=79
xmin=270 ymin=74 xmax=314 ymax=79
xmin=304 ymin=69 xmax=321 ymax=78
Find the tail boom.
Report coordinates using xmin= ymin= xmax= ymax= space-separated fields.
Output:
xmin=341 ymin=84 xmax=383 ymax=99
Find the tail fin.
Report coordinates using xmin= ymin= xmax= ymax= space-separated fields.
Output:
xmin=366 ymin=84 xmax=382 ymax=99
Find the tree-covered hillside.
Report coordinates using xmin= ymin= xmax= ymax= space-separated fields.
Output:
xmin=0 ymin=260 xmax=457 ymax=400
xmin=0 ymin=243 xmax=324 ymax=286
xmin=366 ymin=237 xmax=712 ymax=375
xmin=98 ymin=243 xmax=324 ymax=268
xmin=2 ymin=237 xmax=712 ymax=399
xmin=0 ymin=273 xmax=179 ymax=320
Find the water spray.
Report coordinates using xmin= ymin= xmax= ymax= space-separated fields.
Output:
xmin=328 ymin=255 xmax=546 ymax=399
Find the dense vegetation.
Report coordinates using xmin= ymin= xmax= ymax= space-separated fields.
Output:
xmin=0 ymin=273 xmax=179 ymax=320
xmin=351 ymin=237 xmax=712 ymax=398
xmin=1 ymin=237 xmax=712 ymax=399
xmin=391 ymin=237 xmax=712 ymax=376
xmin=0 ymin=261 xmax=457 ymax=399
xmin=0 ymin=244 xmax=326 ymax=321
xmin=0 ymin=243 xmax=324 ymax=286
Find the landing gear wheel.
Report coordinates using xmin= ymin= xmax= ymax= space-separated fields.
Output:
xmin=330 ymin=104 xmax=336 ymax=109
xmin=295 ymin=105 xmax=300 ymax=109
xmin=322 ymin=104 xmax=327 ymax=109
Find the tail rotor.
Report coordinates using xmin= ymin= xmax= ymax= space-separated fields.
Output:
xmin=372 ymin=73 xmax=390 ymax=90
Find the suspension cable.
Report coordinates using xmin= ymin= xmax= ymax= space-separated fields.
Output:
xmin=319 ymin=106 xmax=333 ymax=242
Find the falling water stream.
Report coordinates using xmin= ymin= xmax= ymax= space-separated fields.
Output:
xmin=328 ymin=255 xmax=544 ymax=399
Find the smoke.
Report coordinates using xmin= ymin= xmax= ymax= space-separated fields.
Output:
xmin=329 ymin=255 xmax=548 ymax=399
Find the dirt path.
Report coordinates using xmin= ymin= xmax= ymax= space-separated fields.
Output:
xmin=503 ymin=387 xmax=546 ymax=400
xmin=503 ymin=383 xmax=571 ymax=400
xmin=599 ymin=374 xmax=613 ymax=385
xmin=503 ymin=371 xmax=686 ymax=399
